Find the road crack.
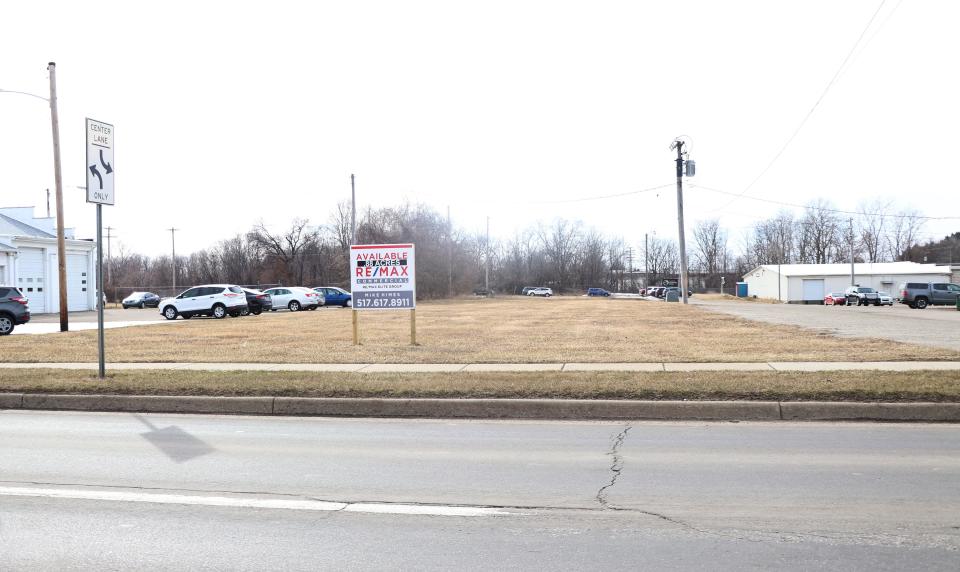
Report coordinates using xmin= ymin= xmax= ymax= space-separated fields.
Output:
xmin=596 ymin=425 xmax=631 ymax=509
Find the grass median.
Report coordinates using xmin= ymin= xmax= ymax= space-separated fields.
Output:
xmin=2 ymin=369 xmax=958 ymax=402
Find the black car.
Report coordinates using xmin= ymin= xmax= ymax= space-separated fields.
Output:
xmin=122 ymin=291 xmax=161 ymax=309
xmin=241 ymin=288 xmax=273 ymax=315
xmin=0 ymin=285 xmax=31 ymax=335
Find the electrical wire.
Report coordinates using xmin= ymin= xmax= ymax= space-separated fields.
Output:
xmin=528 ymin=183 xmax=674 ymax=204
xmin=710 ymin=0 xmax=889 ymax=213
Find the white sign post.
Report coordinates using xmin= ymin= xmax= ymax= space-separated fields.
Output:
xmin=85 ymin=118 xmax=115 ymax=379
xmin=349 ymin=243 xmax=417 ymax=345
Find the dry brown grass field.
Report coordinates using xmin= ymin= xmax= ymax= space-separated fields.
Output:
xmin=2 ymin=296 xmax=957 ymax=363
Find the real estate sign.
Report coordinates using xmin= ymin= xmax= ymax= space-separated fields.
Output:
xmin=350 ymin=243 xmax=416 ymax=310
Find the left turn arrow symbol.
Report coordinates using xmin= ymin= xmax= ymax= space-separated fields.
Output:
xmin=89 ymin=165 xmax=103 ymax=189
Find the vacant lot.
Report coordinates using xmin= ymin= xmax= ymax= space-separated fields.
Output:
xmin=3 ymin=297 xmax=958 ymax=363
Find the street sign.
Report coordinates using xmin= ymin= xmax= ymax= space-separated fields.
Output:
xmin=350 ymin=244 xmax=416 ymax=310
xmin=85 ymin=118 xmax=114 ymax=205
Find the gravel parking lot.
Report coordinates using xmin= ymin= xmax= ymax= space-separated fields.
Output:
xmin=693 ymin=299 xmax=960 ymax=352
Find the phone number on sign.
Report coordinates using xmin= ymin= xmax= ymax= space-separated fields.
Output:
xmin=354 ymin=297 xmax=413 ymax=308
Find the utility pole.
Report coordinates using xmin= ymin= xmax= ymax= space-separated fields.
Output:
xmin=627 ymin=247 xmax=634 ymax=291
xmin=350 ymin=174 xmax=356 ymax=245
xmin=644 ymin=233 xmax=649 ymax=291
xmin=48 ymin=62 xmax=68 ymax=331
xmin=447 ymin=206 xmax=453 ymax=296
xmin=485 ymin=216 xmax=490 ymax=292
xmin=849 ymin=217 xmax=855 ymax=286
xmin=168 ymin=228 xmax=178 ymax=293
xmin=46 ymin=189 xmax=50 ymax=218
xmin=671 ymin=139 xmax=694 ymax=304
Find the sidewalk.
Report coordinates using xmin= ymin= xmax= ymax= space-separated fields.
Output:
xmin=2 ymin=361 xmax=960 ymax=372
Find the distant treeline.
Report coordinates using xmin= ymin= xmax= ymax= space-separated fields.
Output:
xmin=104 ymin=198 xmax=953 ymax=300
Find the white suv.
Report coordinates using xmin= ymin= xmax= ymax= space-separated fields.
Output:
xmin=262 ymin=286 xmax=324 ymax=311
xmin=528 ymin=287 xmax=553 ymax=297
xmin=160 ymin=284 xmax=248 ymax=320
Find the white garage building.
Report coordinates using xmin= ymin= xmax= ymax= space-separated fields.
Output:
xmin=742 ymin=262 xmax=954 ymax=304
xmin=0 ymin=206 xmax=98 ymax=313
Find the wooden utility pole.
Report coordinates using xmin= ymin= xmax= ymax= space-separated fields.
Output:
xmin=485 ymin=216 xmax=490 ymax=292
xmin=673 ymin=140 xmax=690 ymax=304
xmin=447 ymin=206 xmax=453 ymax=296
xmin=48 ymin=62 xmax=69 ymax=331
xmin=849 ymin=218 xmax=855 ymax=286
xmin=168 ymin=228 xmax=178 ymax=293
xmin=644 ymin=233 xmax=649 ymax=290
xmin=351 ymin=174 xmax=356 ymax=245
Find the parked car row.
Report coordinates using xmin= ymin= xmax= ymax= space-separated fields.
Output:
xmin=157 ymin=284 xmax=351 ymax=320
xmin=825 ymin=289 xmax=894 ymax=307
xmin=641 ymin=286 xmax=693 ymax=299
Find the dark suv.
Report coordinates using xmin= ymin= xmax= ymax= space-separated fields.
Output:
xmin=898 ymin=282 xmax=960 ymax=309
xmin=0 ymin=286 xmax=31 ymax=335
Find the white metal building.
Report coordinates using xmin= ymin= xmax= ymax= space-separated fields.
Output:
xmin=742 ymin=262 xmax=954 ymax=303
xmin=0 ymin=206 xmax=98 ymax=313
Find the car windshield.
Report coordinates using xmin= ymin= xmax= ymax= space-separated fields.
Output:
xmin=859 ymin=288 xmax=875 ymax=293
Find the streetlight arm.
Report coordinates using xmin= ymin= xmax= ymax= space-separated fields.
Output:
xmin=0 ymin=88 xmax=50 ymax=102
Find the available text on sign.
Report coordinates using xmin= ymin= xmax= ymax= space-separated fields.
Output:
xmin=350 ymin=244 xmax=416 ymax=310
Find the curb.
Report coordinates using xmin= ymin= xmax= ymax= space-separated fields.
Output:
xmin=2 ymin=394 xmax=959 ymax=422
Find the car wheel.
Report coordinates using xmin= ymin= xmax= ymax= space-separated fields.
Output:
xmin=163 ymin=306 xmax=178 ymax=320
xmin=252 ymin=309 xmax=262 ymax=315
xmin=915 ymin=297 xmax=928 ymax=309
xmin=0 ymin=314 xmax=14 ymax=335
xmin=182 ymin=313 xmax=192 ymax=319
xmin=212 ymin=304 xmax=227 ymax=319
xmin=289 ymin=300 xmax=301 ymax=312
xmin=240 ymin=307 xmax=250 ymax=316
xmin=343 ymin=301 xmax=350 ymax=307
xmin=308 ymin=306 xmax=316 ymax=311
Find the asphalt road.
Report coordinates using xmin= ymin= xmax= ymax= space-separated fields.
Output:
xmin=694 ymin=298 xmax=960 ymax=351
xmin=1 ymin=412 xmax=959 ymax=570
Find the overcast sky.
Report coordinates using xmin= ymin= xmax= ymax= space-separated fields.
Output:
xmin=1 ymin=0 xmax=957 ymax=257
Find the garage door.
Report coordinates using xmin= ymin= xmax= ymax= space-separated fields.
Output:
xmin=17 ymin=247 xmax=46 ymax=313
xmin=802 ymin=279 xmax=825 ymax=302
xmin=67 ymin=254 xmax=91 ymax=311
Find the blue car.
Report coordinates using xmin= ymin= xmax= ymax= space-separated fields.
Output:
xmin=313 ymin=286 xmax=352 ymax=307
xmin=587 ymin=288 xmax=610 ymax=297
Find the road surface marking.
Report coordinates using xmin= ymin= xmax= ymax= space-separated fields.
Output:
xmin=0 ymin=486 xmax=506 ymax=517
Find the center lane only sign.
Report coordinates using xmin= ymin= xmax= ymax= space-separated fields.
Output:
xmin=350 ymin=244 xmax=416 ymax=310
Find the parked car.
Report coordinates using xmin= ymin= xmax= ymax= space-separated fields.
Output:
xmin=662 ymin=287 xmax=693 ymax=298
xmin=160 ymin=284 xmax=247 ymax=320
xmin=262 ymin=286 xmax=323 ymax=311
xmin=473 ymin=288 xmax=494 ymax=297
xmin=898 ymin=282 xmax=960 ymax=309
xmin=520 ymin=286 xmax=537 ymax=295
xmin=647 ymin=287 xmax=664 ymax=298
xmin=877 ymin=291 xmax=894 ymax=306
xmin=823 ymin=292 xmax=847 ymax=306
xmin=527 ymin=287 xmax=553 ymax=297
xmin=0 ymin=285 xmax=30 ymax=335
xmin=313 ymin=286 xmax=352 ymax=307
xmin=121 ymin=291 xmax=161 ymax=309
xmin=241 ymin=288 xmax=273 ymax=315
xmin=844 ymin=286 xmax=880 ymax=306
xmin=587 ymin=287 xmax=611 ymax=297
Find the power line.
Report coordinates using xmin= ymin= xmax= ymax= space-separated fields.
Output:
xmin=711 ymin=0 xmax=890 ymax=213
xmin=529 ymin=183 xmax=674 ymax=204
xmin=691 ymin=184 xmax=960 ymax=221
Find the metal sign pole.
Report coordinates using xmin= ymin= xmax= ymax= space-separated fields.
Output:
xmin=96 ymin=203 xmax=105 ymax=378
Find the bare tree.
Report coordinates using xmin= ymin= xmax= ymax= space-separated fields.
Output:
xmin=692 ymin=219 xmax=727 ymax=288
